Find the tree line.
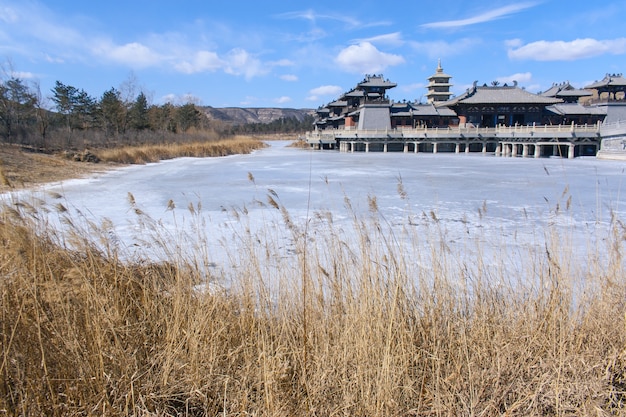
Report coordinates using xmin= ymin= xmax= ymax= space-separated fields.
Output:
xmin=1 ymin=73 xmax=315 ymax=152
xmin=0 ymin=76 xmax=206 ymax=151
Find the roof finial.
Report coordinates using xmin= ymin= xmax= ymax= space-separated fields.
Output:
xmin=437 ymin=58 xmax=443 ymax=73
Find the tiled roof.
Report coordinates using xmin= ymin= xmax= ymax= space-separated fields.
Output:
xmin=446 ymin=83 xmax=562 ymax=106
xmin=345 ymin=90 xmax=364 ymax=97
xmin=541 ymin=82 xmax=592 ymax=98
xmin=546 ymin=103 xmax=606 ymax=116
xmin=388 ymin=103 xmax=457 ymax=117
xmin=358 ymin=75 xmax=397 ymax=89
xmin=585 ymin=73 xmax=626 ymax=89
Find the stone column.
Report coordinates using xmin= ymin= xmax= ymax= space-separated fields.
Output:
xmin=522 ymin=144 xmax=529 ymax=157
xmin=433 ymin=142 xmax=438 ymax=154
xmin=455 ymin=143 xmax=460 ymax=154
xmin=568 ymin=144 xmax=575 ymax=159
xmin=383 ymin=142 xmax=388 ymax=153
xmin=495 ymin=143 xmax=501 ymax=156
xmin=482 ymin=143 xmax=487 ymax=154
xmin=511 ymin=144 xmax=517 ymax=157
xmin=403 ymin=143 xmax=408 ymax=153
xmin=365 ymin=142 xmax=369 ymax=153
xmin=534 ymin=144 xmax=541 ymax=158
xmin=465 ymin=143 xmax=470 ymax=154
xmin=414 ymin=142 xmax=419 ymax=153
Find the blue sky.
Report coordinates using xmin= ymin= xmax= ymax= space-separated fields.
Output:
xmin=1 ymin=0 xmax=625 ymax=109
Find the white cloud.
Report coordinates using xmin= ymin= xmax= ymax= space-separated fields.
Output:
xmin=355 ymin=32 xmax=404 ymax=47
xmin=421 ymin=2 xmax=538 ymax=29
xmin=223 ymin=48 xmax=268 ymax=80
xmin=160 ymin=93 xmax=201 ymax=105
xmin=175 ymin=50 xmax=224 ymax=74
xmin=275 ymin=96 xmax=292 ymax=104
xmin=496 ymin=72 xmax=533 ymax=85
xmin=276 ymin=9 xmax=388 ymax=30
xmin=309 ymin=85 xmax=343 ymax=96
xmin=335 ymin=42 xmax=404 ymax=74
xmin=99 ymin=42 xmax=163 ymax=68
xmin=508 ymin=38 xmax=626 ymax=61
xmin=306 ymin=85 xmax=343 ymax=103
xmin=280 ymin=74 xmax=298 ymax=82
xmin=409 ymin=38 xmax=481 ymax=58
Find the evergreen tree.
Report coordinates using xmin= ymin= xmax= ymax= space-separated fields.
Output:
xmin=99 ymin=87 xmax=127 ymax=136
xmin=0 ymin=77 xmax=36 ymax=143
xmin=176 ymin=103 xmax=200 ymax=132
xmin=128 ymin=92 xmax=150 ymax=130
xmin=51 ymin=81 xmax=97 ymax=144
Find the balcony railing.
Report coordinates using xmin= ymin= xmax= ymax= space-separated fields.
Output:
xmin=307 ymin=122 xmax=602 ymax=140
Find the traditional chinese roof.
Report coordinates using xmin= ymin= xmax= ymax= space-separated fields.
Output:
xmin=585 ymin=73 xmax=626 ymax=89
xmin=546 ymin=103 xmax=606 ymax=116
xmin=344 ymin=89 xmax=365 ymax=98
xmin=446 ymin=82 xmax=562 ymax=106
xmin=357 ymin=75 xmax=397 ymax=89
xmin=541 ymin=82 xmax=592 ymax=99
xmin=389 ymin=102 xmax=457 ymax=117
xmin=327 ymin=100 xmax=348 ymax=107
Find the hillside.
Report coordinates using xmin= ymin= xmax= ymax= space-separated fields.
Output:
xmin=201 ymin=106 xmax=314 ymax=125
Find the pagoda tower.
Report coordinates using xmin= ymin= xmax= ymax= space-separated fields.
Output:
xmin=426 ymin=60 xmax=453 ymax=104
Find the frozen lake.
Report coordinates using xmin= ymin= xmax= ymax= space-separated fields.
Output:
xmin=4 ymin=141 xmax=626 ymax=282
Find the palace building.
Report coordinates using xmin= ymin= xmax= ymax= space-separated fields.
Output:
xmin=307 ymin=63 xmax=626 ymax=159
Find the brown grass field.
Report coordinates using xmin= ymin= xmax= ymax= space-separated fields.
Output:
xmin=0 ymin=136 xmax=267 ymax=192
xmin=1 ymin=139 xmax=626 ymax=416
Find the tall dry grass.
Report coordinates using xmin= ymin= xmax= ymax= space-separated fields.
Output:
xmin=0 ymin=187 xmax=625 ymax=416
xmin=93 ymin=135 xmax=267 ymax=164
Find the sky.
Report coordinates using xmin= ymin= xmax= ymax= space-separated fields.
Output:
xmin=1 ymin=0 xmax=626 ymax=109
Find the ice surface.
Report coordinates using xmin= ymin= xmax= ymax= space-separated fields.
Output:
xmin=3 ymin=141 xmax=625 ymax=283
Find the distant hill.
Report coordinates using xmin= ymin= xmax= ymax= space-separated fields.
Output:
xmin=200 ymin=107 xmax=315 ymax=125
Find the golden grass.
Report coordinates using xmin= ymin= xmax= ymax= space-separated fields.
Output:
xmin=94 ymin=135 xmax=268 ymax=164
xmin=0 ymin=190 xmax=625 ymax=416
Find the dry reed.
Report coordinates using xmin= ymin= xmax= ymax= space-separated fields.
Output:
xmin=93 ymin=136 xmax=267 ymax=164
xmin=0 ymin=186 xmax=625 ymax=416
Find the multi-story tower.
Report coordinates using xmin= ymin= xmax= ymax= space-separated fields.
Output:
xmin=426 ymin=60 xmax=453 ymax=104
